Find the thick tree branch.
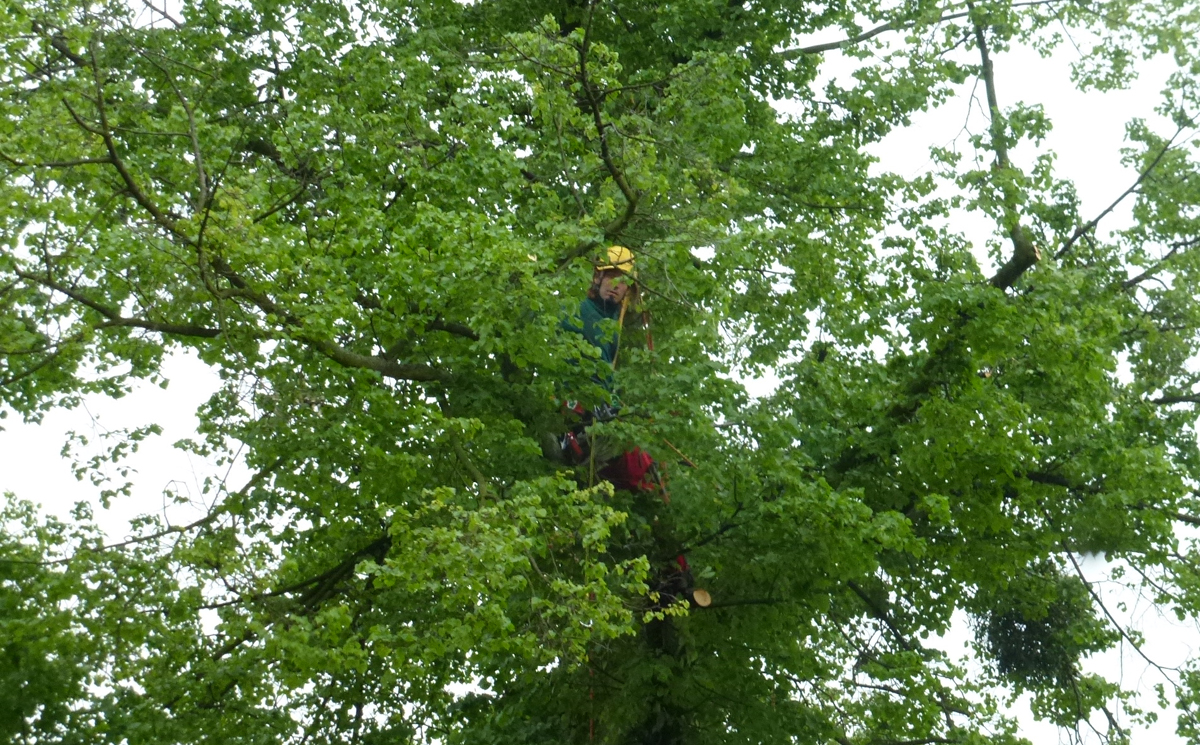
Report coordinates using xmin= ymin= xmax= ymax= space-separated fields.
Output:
xmin=847 ymin=580 xmax=916 ymax=653
xmin=307 ymin=337 xmax=448 ymax=382
xmin=30 ymin=22 xmax=87 ymax=67
xmin=1165 ymin=510 xmax=1200 ymax=527
xmin=1149 ymin=393 xmax=1200 ymax=405
xmin=204 ymin=258 xmax=449 ymax=382
xmin=971 ymin=17 xmax=1040 ymax=290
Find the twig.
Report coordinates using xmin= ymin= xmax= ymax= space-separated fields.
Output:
xmin=779 ymin=1 xmax=1060 ymax=57
xmin=1063 ymin=548 xmax=1179 ymax=680
xmin=1122 ymin=236 xmax=1200 ymax=288
xmin=1057 ymin=125 xmax=1186 ymax=260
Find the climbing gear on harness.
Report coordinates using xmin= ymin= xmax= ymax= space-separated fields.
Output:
xmin=557 ymin=402 xmax=621 ymax=465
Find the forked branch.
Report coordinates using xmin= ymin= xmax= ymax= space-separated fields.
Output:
xmin=971 ymin=16 xmax=1040 ymax=290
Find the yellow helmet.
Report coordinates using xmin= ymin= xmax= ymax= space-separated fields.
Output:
xmin=596 ymin=245 xmax=637 ymax=278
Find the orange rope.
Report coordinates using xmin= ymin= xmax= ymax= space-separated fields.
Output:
xmin=661 ymin=438 xmax=697 ymax=469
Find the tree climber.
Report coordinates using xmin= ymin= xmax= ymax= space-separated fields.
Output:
xmin=556 ymin=245 xmax=658 ymax=493
xmin=555 ymin=246 xmax=712 ymax=609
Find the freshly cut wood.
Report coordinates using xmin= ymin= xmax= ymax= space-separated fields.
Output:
xmin=691 ymin=589 xmax=712 ymax=608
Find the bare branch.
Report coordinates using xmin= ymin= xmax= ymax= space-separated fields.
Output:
xmin=779 ymin=1 xmax=1059 ymax=57
xmin=1058 ymin=126 xmax=1186 ymax=261
xmin=137 ymin=0 xmax=183 ymax=28
xmin=1064 ymin=549 xmax=1179 ymax=679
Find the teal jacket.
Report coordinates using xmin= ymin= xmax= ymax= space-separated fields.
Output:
xmin=560 ymin=295 xmax=623 ymax=390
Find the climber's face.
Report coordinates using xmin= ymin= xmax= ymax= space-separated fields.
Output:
xmin=595 ymin=269 xmax=632 ymax=304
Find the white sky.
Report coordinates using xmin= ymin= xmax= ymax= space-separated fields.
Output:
xmin=1 ymin=28 xmax=1196 ymax=745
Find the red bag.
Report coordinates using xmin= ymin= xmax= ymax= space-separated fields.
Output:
xmin=598 ymin=447 xmax=657 ymax=492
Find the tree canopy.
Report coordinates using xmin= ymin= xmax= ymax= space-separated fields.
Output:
xmin=3 ymin=0 xmax=1200 ymax=742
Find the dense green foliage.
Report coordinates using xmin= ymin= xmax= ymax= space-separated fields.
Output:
xmin=2 ymin=0 xmax=1200 ymax=742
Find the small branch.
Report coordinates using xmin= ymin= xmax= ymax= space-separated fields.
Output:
xmin=203 ymin=258 xmax=450 ymax=382
xmin=661 ymin=438 xmax=697 ymax=468
xmin=681 ymin=501 xmax=745 ymax=552
xmin=137 ymin=0 xmax=183 ymax=28
xmin=1 ymin=460 xmax=282 ymax=567
xmin=704 ymin=598 xmax=784 ymax=609
xmin=1058 ymin=126 xmax=1186 ymax=261
xmin=1064 ymin=548 xmax=1179 ymax=679
xmin=1025 ymin=470 xmax=1075 ymax=489
xmin=96 ymin=318 xmax=221 ymax=338
xmin=426 ymin=318 xmax=480 ymax=341
xmin=847 ymin=580 xmax=916 ymax=652
xmin=436 ymin=393 xmax=497 ymax=501
xmin=578 ymin=4 xmax=639 ymax=238
xmin=1122 ymin=236 xmax=1200 ymax=288
xmin=212 ymin=629 xmax=255 ymax=661
xmin=79 ymin=43 xmax=193 ymax=244
xmin=1149 ymin=393 xmax=1200 ymax=405
xmin=251 ymin=182 xmax=309 ymax=224
xmin=355 ymin=293 xmax=480 ymax=342
xmin=16 ymin=270 xmax=221 ymax=338
xmin=0 ymin=150 xmax=112 ymax=168
xmin=136 ymin=48 xmax=209 ymax=209
xmin=782 ymin=18 xmax=900 ymax=57
xmin=779 ymin=1 xmax=1059 ymax=57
